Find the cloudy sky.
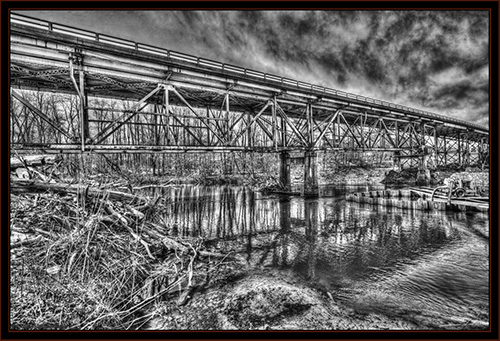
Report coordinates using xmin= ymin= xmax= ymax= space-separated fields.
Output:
xmin=17 ymin=10 xmax=490 ymax=127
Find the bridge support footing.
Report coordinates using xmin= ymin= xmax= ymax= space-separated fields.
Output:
xmin=416 ymin=155 xmax=431 ymax=186
xmin=303 ymin=151 xmax=319 ymax=197
xmin=279 ymin=151 xmax=291 ymax=192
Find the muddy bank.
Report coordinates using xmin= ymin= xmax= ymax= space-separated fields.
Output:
xmin=144 ymin=230 xmax=488 ymax=331
xmin=145 ymin=268 xmax=417 ymax=330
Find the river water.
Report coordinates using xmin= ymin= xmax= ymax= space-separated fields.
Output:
xmin=148 ymin=184 xmax=490 ymax=330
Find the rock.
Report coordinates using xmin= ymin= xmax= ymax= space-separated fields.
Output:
xmin=223 ymin=278 xmax=316 ymax=329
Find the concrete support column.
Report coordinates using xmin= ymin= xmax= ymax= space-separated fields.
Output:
xmin=279 ymin=151 xmax=291 ymax=191
xmin=393 ymin=151 xmax=401 ymax=171
xmin=416 ymin=148 xmax=431 ymax=185
xmin=303 ymin=151 xmax=319 ymax=196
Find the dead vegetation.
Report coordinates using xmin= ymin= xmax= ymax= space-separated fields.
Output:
xmin=9 ymin=157 xmax=243 ymax=330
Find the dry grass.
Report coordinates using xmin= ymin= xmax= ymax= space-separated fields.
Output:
xmin=10 ymin=184 xmax=214 ymax=330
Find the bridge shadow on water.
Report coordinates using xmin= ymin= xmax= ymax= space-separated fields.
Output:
xmin=144 ymin=184 xmax=489 ymax=329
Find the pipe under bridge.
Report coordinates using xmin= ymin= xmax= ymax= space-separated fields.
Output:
xmin=10 ymin=14 xmax=489 ymax=195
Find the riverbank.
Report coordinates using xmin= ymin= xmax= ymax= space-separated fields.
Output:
xmin=144 ymin=267 xmax=419 ymax=330
xmin=10 ymin=180 xmax=489 ymax=330
xmin=9 ymin=159 xmax=489 ymax=330
xmin=145 ymin=233 xmax=488 ymax=331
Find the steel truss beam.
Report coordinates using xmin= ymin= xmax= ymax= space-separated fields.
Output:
xmin=92 ymin=85 xmax=162 ymax=144
xmin=9 ymin=19 xmax=489 ymax=169
xmin=11 ymin=89 xmax=74 ymax=141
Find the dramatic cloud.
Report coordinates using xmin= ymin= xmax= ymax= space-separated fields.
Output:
xmin=17 ymin=10 xmax=490 ymax=127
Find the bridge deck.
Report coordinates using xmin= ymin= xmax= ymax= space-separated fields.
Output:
xmin=10 ymin=13 xmax=488 ymax=160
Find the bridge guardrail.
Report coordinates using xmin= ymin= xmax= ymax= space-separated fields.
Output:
xmin=10 ymin=13 xmax=488 ymax=132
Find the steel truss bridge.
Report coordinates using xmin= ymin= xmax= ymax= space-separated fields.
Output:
xmin=10 ymin=14 xmax=489 ymax=194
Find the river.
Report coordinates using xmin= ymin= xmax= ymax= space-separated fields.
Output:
xmin=146 ymin=184 xmax=490 ymax=330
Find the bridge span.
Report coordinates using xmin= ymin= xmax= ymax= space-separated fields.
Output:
xmin=10 ymin=13 xmax=489 ymax=195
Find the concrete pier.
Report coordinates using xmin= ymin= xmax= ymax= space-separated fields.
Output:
xmin=303 ymin=151 xmax=319 ymax=197
xmin=416 ymin=152 xmax=431 ymax=185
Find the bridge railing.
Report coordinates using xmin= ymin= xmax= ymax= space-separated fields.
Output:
xmin=10 ymin=13 xmax=488 ymax=132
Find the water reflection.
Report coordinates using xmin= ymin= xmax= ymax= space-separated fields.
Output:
xmin=150 ymin=185 xmax=487 ymax=280
xmin=148 ymin=184 xmax=489 ymax=328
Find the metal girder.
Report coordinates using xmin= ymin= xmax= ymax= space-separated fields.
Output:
xmin=11 ymin=65 xmax=69 ymax=77
xmin=378 ymin=119 xmax=397 ymax=148
xmin=11 ymin=64 xmax=74 ymax=88
xmin=254 ymin=117 xmax=275 ymax=142
xmin=170 ymin=86 xmax=226 ymax=145
xmin=207 ymin=108 xmax=227 ymax=141
xmin=313 ymin=109 xmax=342 ymax=148
xmin=275 ymin=102 xmax=309 ymax=147
xmin=88 ymin=72 xmax=149 ymax=96
xmin=338 ymin=113 xmax=362 ymax=148
xmin=229 ymin=102 xmax=271 ymax=145
xmin=92 ymin=85 xmax=162 ymax=144
xmin=168 ymin=110 xmax=205 ymax=146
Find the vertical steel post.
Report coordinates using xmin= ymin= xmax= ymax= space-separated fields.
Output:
xmin=206 ymin=106 xmax=211 ymax=145
xmin=330 ymin=114 xmax=336 ymax=148
xmin=465 ymin=130 xmax=470 ymax=168
xmin=246 ymin=111 xmax=252 ymax=148
xmin=433 ymin=126 xmax=438 ymax=168
xmin=281 ymin=108 xmax=287 ymax=148
xmin=303 ymin=102 xmax=318 ymax=196
xmin=225 ymin=93 xmax=230 ymax=143
xmin=336 ymin=111 xmax=341 ymax=148
xmin=78 ymin=66 xmax=89 ymax=146
xmin=395 ymin=120 xmax=399 ymax=148
xmin=443 ymin=135 xmax=447 ymax=165
xmin=457 ymin=133 xmax=462 ymax=167
xmin=307 ymin=103 xmax=314 ymax=145
xmin=69 ymin=54 xmax=85 ymax=152
xmin=272 ymin=95 xmax=277 ymax=150
xmin=360 ymin=113 xmax=365 ymax=149
xmin=393 ymin=120 xmax=400 ymax=169
xmin=165 ymin=87 xmax=170 ymax=145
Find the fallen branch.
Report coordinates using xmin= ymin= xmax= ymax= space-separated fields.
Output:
xmin=11 ymin=235 xmax=44 ymax=249
xmin=10 ymin=154 xmax=62 ymax=170
xmin=104 ymin=201 xmax=129 ymax=226
xmin=126 ymin=205 xmax=145 ymax=220
xmin=11 ymin=179 xmax=150 ymax=204
xmin=161 ymin=236 xmax=241 ymax=261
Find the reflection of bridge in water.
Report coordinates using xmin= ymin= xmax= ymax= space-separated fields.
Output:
xmin=150 ymin=185 xmax=475 ymax=284
xmin=10 ymin=14 xmax=489 ymax=195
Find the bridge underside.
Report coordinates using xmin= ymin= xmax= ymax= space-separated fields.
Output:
xmin=10 ymin=16 xmax=490 ymax=195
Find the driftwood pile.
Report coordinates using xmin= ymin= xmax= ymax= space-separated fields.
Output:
xmin=10 ymin=155 xmax=241 ymax=330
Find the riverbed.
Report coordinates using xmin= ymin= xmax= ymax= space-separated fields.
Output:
xmin=144 ymin=184 xmax=490 ymax=330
